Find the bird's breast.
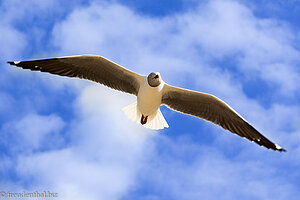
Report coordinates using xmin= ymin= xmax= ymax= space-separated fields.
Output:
xmin=137 ymin=77 xmax=164 ymax=116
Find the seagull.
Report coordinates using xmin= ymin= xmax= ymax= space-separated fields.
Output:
xmin=8 ymin=55 xmax=285 ymax=151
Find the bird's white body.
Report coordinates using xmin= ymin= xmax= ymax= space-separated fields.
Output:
xmin=122 ymin=76 xmax=169 ymax=130
xmin=137 ymin=77 xmax=164 ymax=116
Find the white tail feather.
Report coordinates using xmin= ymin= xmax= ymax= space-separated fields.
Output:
xmin=122 ymin=102 xmax=141 ymax=123
xmin=122 ymin=102 xmax=169 ymax=130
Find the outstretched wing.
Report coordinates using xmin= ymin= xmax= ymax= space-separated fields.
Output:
xmin=162 ymin=84 xmax=285 ymax=151
xmin=8 ymin=55 xmax=144 ymax=95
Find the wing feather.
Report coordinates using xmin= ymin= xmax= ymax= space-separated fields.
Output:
xmin=8 ymin=55 xmax=143 ymax=95
xmin=162 ymin=84 xmax=285 ymax=151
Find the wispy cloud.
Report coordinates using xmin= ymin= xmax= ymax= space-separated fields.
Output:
xmin=1 ymin=113 xmax=65 ymax=153
xmin=9 ymin=85 xmax=153 ymax=200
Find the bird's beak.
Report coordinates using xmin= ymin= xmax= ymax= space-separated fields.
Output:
xmin=154 ymin=75 xmax=159 ymax=79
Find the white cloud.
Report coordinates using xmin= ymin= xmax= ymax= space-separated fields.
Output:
xmin=175 ymin=0 xmax=300 ymax=95
xmin=139 ymin=138 xmax=298 ymax=200
xmin=11 ymin=85 xmax=154 ymax=200
xmin=1 ymin=113 xmax=65 ymax=154
xmin=0 ymin=25 xmax=26 ymax=60
xmin=1 ymin=0 xmax=57 ymax=22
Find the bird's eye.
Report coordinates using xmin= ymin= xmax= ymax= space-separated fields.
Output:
xmin=154 ymin=75 xmax=159 ymax=79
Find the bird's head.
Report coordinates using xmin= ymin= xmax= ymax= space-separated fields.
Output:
xmin=147 ymin=72 xmax=162 ymax=87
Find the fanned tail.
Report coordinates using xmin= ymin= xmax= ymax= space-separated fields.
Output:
xmin=122 ymin=102 xmax=169 ymax=130
xmin=144 ymin=109 xmax=169 ymax=130
xmin=122 ymin=102 xmax=141 ymax=124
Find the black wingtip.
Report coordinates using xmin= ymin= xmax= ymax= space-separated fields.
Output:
xmin=7 ymin=61 xmax=19 ymax=66
xmin=275 ymin=145 xmax=286 ymax=152
xmin=279 ymin=148 xmax=286 ymax=152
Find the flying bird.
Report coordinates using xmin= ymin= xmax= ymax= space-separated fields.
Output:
xmin=8 ymin=55 xmax=285 ymax=151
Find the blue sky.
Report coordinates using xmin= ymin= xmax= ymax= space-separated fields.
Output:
xmin=1 ymin=0 xmax=300 ymax=199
